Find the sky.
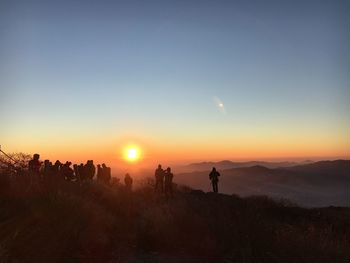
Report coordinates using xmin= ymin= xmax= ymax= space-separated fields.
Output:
xmin=1 ymin=0 xmax=350 ymax=168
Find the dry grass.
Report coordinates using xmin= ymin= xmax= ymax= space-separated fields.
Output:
xmin=0 ymin=174 xmax=350 ymax=262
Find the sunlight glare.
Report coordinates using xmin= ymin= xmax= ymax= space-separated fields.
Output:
xmin=124 ymin=146 xmax=141 ymax=162
xmin=128 ymin=148 xmax=137 ymax=159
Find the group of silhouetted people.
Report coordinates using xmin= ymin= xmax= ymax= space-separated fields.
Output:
xmin=96 ymin=163 xmax=111 ymax=184
xmin=27 ymin=154 xmax=133 ymax=190
xmin=27 ymin=154 xmax=221 ymax=194
xmin=40 ymin=158 xmax=105 ymax=183
xmin=154 ymin=164 xmax=174 ymax=196
xmin=154 ymin=164 xmax=221 ymax=195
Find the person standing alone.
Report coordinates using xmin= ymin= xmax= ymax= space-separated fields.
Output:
xmin=155 ymin=164 xmax=164 ymax=193
xmin=209 ymin=167 xmax=220 ymax=193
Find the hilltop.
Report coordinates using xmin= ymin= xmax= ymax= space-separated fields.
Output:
xmin=0 ymin=175 xmax=350 ymax=263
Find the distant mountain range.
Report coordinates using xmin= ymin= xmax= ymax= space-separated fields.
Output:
xmin=175 ymin=160 xmax=350 ymax=207
xmin=185 ymin=160 xmax=314 ymax=171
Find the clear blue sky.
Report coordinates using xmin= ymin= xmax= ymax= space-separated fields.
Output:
xmin=1 ymin=0 xmax=349 ymax=161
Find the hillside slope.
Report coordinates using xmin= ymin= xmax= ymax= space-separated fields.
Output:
xmin=1 ymin=176 xmax=350 ymax=263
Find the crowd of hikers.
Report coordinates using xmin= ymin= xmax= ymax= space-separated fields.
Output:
xmin=3 ymin=153 xmax=222 ymax=193
xmin=26 ymin=154 xmax=179 ymax=195
xmin=27 ymin=153 xmax=132 ymax=189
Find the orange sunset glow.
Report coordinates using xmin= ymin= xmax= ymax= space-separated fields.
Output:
xmin=3 ymin=130 xmax=349 ymax=169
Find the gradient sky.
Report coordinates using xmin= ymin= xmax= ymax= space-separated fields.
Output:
xmin=1 ymin=0 xmax=350 ymax=166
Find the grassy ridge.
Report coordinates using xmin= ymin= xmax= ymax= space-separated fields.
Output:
xmin=0 ymin=176 xmax=350 ymax=263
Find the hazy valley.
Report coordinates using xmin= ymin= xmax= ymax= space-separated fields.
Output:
xmin=175 ymin=160 xmax=350 ymax=207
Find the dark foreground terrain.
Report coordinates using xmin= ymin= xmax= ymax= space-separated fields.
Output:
xmin=0 ymin=176 xmax=350 ymax=263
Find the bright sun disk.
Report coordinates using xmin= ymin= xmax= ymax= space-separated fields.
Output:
xmin=126 ymin=147 xmax=139 ymax=162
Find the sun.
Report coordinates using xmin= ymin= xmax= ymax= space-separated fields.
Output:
xmin=124 ymin=146 xmax=141 ymax=162
xmin=128 ymin=148 xmax=138 ymax=160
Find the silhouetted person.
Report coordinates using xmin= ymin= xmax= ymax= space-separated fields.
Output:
xmin=53 ymin=160 xmax=61 ymax=172
xmin=164 ymin=167 xmax=174 ymax=197
xmin=85 ymin=160 xmax=95 ymax=180
xmin=73 ymin=164 xmax=79 ymax=179
xmin=28 ymin=154 xmax=42 ymax=174
xmin=28 ymin=154 xmax=42 ymax=181
xmin=102 ymin=163 xmax=111 ymax=184
xmin=52 ymin=160 xmax=62 ymax=181
xmin=124 ymin=173 xmax=133 ymax=191
xmin=97 ymin=164 xmax=103 ymax=182
xmin=155 ymin=164 xmax=164 ymax=193
xmin=62 ymin=161 xmax=74 ymax=181
xmin=43 ymin=160 xmax=53 ymax=180
xmin=209 ymin=167 xmax=220 ymax=193
xmin=78 ymin=163 xmax=85 ymax=181
xmin=43 ymin=159 xmax=50 ymax=172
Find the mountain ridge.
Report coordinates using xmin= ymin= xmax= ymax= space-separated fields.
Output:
xmin=186 ymin=159 xmax=314 ymax=171
xmin=175 ymin=160 xmax=350 ymax=207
